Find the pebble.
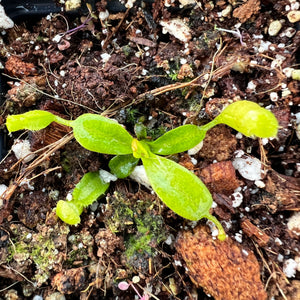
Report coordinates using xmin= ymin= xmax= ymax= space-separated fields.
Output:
xmin=268 ymin=20 xmax=282 ymax=36
xmin=221 ymin=5 xmax=232 ymax=17
xmin=287 ymin=10 xmax=300 ymax=23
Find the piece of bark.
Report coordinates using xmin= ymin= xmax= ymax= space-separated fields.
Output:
xmin=241 ymin=218 xmax=270 ymax=247
xmin=175 ymin=225 xmax=267 ymax=300
xmin=5 ymin=56 xmax=38 ymax=78
xmin=263 ymin=170 xmax=300 ymax=212
xmin=233 ymin=0 xmax=261 ymax=23
xmin=199 ymin=161 xmax=240 ymax=195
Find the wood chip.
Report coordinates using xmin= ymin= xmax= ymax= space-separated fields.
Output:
xmin=241 ymin=218 xmax=270 ymax=247
xmin=200 ymin=160 xmax=240 ymax=195
xmin=176 ymin=225 xmax=267 ymax=300
xmin=233 ymin=0 xmax=260 ymax=23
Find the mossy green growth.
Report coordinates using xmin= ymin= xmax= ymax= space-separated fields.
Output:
xmin=104 ymin=192 xmax=167 ymax=265
xmin=125 ymin=213 xmax=166 ymax=259
xmin=7 ymin=221 xmax=69 ymax=286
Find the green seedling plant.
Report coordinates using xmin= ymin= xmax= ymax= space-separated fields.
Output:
xmin=6 ymin=101 xmax=278 ymax=240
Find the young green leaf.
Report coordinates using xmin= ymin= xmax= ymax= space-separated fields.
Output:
xmin=56 ymin=200 xmax=83 ymax=225
xmin=6 ymin=110 xmax=56 ymax=132
xmin=109 ymin=154 xmax=139 ymax=179
xmin=72 ymin=171 xmax=110 ymax=206
xmin=71 ymin=114 xmax=133 ymax=155
xmin=141 ymin=154 xmax=226 ymax=240
xmin=215 ymin=100 xmax=278 ymax=138
xmin=146 ymin=125 xmax=206 ymax=155
xmin=56 ymin=172 xmax=109 ymax=225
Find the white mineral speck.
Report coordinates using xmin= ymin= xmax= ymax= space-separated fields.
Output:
xmin=291 ymin=2 xmax=300 ymax=10
xmin=99 ymin=10 xmax=109 ymax=21
xmin=125 ymin=0 xmax=137 ymax=9
xmin=0 ymin=184 xmax=7 ymax=196
xmin=247 ymin=80 xmax=257 ymax=91
xmin=283 ymin=258 xmax=298 ymax=278
xmin=12 ymin=139 xmax=36 ymax=163
xmin=206 ymin=220 xmax=219 ymax=238
xmin=275 ymin=237 xmax=283 ymax=246
xmin=66 ymin=192 xmax=73 ymax=201
xmin=235 ymin=132 xmax=243 ymax=139
xmin=287 ymin=211 xmax=300 ymax=236
xmin=129 ymin=165 xmax=151 ymax=189
xmin=165 ymin=235 xmax=174 ymax=245
xmin=254 ymin=180 xmax=265 ymax=188
xmin=242 ymin=249 xmax=249 ymax=256
xmin=160 ymin=18 xmax=192 ymax=42
xmin=235 ymin=232 xmax=243 ymax=243
xmin=232 ymin=156 xmax=263 ymax=181
xmin=283 ymin=67 xmax=294 ymax=78
xmin=0 ymin=5 xmax=14 ymax=29
xmin=231 ymin=192 xmax=243 ymax=207
xmin=174 ymin=260 xmax=182 ymax=266
xmin=99 ymin=169 xmax=117 ymax=183
xmin=101 ymin=53 xmax=111 ymax=63
xmin=190 ymin=157 xmax=197 ymax=165
xmin=270 ymin=92 xmax=279 ymax=102
xmin=295 ymin=256 xmax=300 ymax=272
xmin=277 ymin=254 xmax=284 ymax=262
xmin=258 ymin=40 xmax=271 ymax=53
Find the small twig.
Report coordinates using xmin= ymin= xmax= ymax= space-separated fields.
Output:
xmin=102 ymin=8 xmax=130 ymax=49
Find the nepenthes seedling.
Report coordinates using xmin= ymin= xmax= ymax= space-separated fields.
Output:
xmin=6 ymin=100 xmax=278 ymax=240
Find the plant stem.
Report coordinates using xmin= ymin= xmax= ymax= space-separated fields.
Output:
xmin=53 ymin=115 xmax=73 ymax=127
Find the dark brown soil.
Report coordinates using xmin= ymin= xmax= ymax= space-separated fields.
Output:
xmin=0 ymin=1 xmax=300 ymax=299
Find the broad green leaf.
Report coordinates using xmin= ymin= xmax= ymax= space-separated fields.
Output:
xmin=109 ymin=154 xmax=139 ymax=178
xmin=6 ymin=110 xmax=56 ymax=132
xmin=72 ymin=114 xmax=133 ymax=155
xmin=72 ymin=171 xmax=109 ymax=207
xmin=56 ymin=200 xmax=83 ymax=225
xmin=146 ymin=125 xmax=206 ymax=155
xmin=215 ymin=100 xmax=278 ymax=138
xmin=142 ymin=155 xmax=213 ymax=220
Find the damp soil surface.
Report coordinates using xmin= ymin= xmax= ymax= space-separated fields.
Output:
xmin=0 ymin=1 xmax=300 ymax=299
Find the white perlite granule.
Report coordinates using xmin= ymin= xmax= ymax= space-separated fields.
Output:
xmin=287 ymin=211 xmax=300 ymax=236
xmin=129 ymin=165 xmax=151 ymax=189
xmin=11 ymin=139 xmax=36 ymax=163
xmin=99 ymin=169 xmax=117 ymax=183
xmin=0 ymin=4 xmax=14 ymax=29
xmin=232 ymin=155 xmax=263 ymax=181
xmin=283 ymin=258 xmax=298 ymax=278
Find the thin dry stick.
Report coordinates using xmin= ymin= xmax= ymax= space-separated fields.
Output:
xmin=0 ymin=133 xmax=73 ymax=207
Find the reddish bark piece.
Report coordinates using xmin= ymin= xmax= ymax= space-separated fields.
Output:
xmin=241 ymin=218 xmax=270 ymax=247
xmin=51 ymin=268 xmax=86 ymax=294
xmin=176 ymin=226 xmax=267 ymax=300
xmin=233 ymin=0 xmax=261 ymax=23
xmin=5 ymin=56 xmax=38 ymax=78
xmin=200 ymin=161 xmax=240 ymax=195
